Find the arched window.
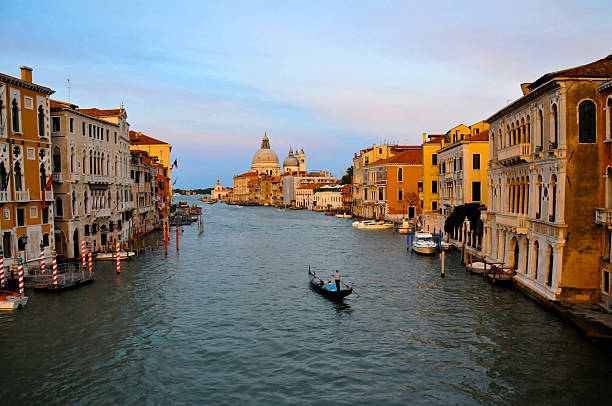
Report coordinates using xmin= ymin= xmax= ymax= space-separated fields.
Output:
xmin=526 ymin=115 xmax=531 ymax=142
xmin=14 ymin=162 xmax=22 ymax=191
xmin=70 ymin=147 xmax=75 ymax=172
xmin=538 ymin=109 xmax=543 ymax=149
xmin=521 ymin=118 xmax=525 ymax=143
xmin=72 ymin=192 xmax=76 ymax=216
xmin=511 ymin=123 xmax=516 ymax=145
xmin=546 ymin=245 xmax=554 ymax=286
xmin=38 ymin=105 xmax=45 ymax=137
xmin=53 ymin=146 xmax=61 ymax=173
xmin=55 ymin=197 xmax=63 ymax=217
xmin=607 ymin=97 xmax=612 ymax=140
xmin=0 ymin=162 xmax=7 ymax=191
xmin=11 ymin=98 xmax=19 ymax=133
xmin=397 ymin=167 xmax=403 ymax=182
xmin=84 ymin=192 xmax=88 ymax=213
xmin=552 ymin=104 xmax=558 ymax=147
xmin=533 ymin=241 xmax=539 ymax=279
xmin=89 ymin=151 xmax=93 ymax=174
xmin=549 ymin=175 xmax=557 ymax=222
xmin=578 ymin=100 xmax=596 ymax=143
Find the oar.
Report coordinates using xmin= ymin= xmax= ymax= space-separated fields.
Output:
xmin=341 ymin=280 xmax=360 ymax=297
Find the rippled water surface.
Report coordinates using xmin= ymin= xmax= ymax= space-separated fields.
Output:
xmin=1 ymin=197 xmax=611 ymax=405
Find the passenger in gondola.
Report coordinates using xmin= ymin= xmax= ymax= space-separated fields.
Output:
xmin=332 ymin=270 xmax=341 ymax=292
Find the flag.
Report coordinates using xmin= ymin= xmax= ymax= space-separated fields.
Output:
xmin=1 ymin=169 xmax=11 ymax=191
xmin=172 ymin=159 xmax=177 ymax=169
xmin=172 ymin=178 xmax=178 ymax=186
xmin=41 ymin=172 xmax=53 ymax=209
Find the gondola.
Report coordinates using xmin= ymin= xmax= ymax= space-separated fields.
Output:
xmin=308 ymin=268 xmax=353 ymax=299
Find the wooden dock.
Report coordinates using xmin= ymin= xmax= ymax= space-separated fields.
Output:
xmin=25 ymin=263 xmax=95 ymax=292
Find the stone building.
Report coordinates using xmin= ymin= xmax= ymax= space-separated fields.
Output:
xmin=483 ymin=54 xmax=612 ymax=304
xmin=130 ymin=130 xmax=172 ymax=209
xmin=130 ymin=150 xmax=161 ymax=235
xmin=211 ymin=179 xmax=232 ymax=201
xmin=251 ymin=134 xmax=280 ymax=176
xmin=282 ymin=171 xmax=336 ymax=207
xmin=0 ymin=66 xmax=55 ymax=270
xmin=50 ymin=100 xmax=133 ymax=258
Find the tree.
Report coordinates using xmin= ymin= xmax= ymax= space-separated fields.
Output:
xmin=444 ymin=203 xmax=484 ymax=237
xmin=341 ymin=166 xmax=353 ymax=185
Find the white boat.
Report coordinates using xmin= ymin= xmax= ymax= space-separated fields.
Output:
xmin=0 ymin=292 xmax=28 ymax=311
xmin=358 ymin=221 xmax=394 ymax=230
xmin=96 ymin=251 xmax=136 ymax=261
xmin=335 ymin=213 xmax=351 ymax=218
xmin=398 ymin=220 xmax=413 ymax=234
xmin=440 ymin=241 xmax=452 ymax=251
xmin=468 ymin=261 xmax=486 ymax=274
xmin=411 ymin=232 xmax=438 ymax=255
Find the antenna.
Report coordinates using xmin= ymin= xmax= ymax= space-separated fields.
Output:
xmin=67 ymin=78 xmax=71 ymax=102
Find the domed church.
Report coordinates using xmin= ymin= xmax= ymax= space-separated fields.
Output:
xmin=251 ymin=133 xmax=281 ymax=176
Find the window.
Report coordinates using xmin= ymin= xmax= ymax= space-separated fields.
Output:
xmin=84 ymin=225 xmax=90 ymax=236
xmin=24 ymin=97 xmax=33 ymax=109
xmin=82 ymin=122 xmax=86 ymax=136
xmin=3 ymin=232 xmax=12 ymax=258
xmin=607 ymin=98 xmax=612 ymax=140
xmin=70 ymin=117 xmax=74 ymax=133
xmin=408 ymin=206 xmax=415 ymax=219
xmin=552 ymin=104 xmax=558 ymax=147
xmin=432 ymin=201 xmax=438 ymax=211
xmin=42 ymin=207 xmax=49 ymax=224
xmin=29 ymin=206 xmax=38 ymax=219
xmin=538 ymin=109 xmax=543 ymax=149
xmin=398 ymin=188 xmax=403 ymax=201
xmin=549 ymin=175 xmax=557 ymax=222
xmin=459 ymin=157 xmax=463 ymax=170
xmin=578 ymin=100 xmax=596 ymax=143
xmin=604 ymin=270 xmax=610 ymax=294
xmin=16 ymin=207 xmax=25 ymax=226
xmin=52 ymin=116 xmax=60 ymax=132
xmin=536 ymin=176 xmax=542 ymax=219
xmin=546 ymin=246 xmax=554 ymax=286
xmin=378 ymin=187 xmax=384 ymax=200
xmin=55 ymin=197 xmax=63 ymax=217
xmin=12 ymin=98 xmax=19 ymax=133
xmin=53 ymin=147 xmax=61 ymax=173
xmin=38 ymin=106 xmax=45 ymax=136
xmin=432 ymin=154 xmax=437 ymax=165
xmin=417 ymin=181 xmax=423 ymax=193
xmin=533 ymin=241 xmax=539 ymax=279
xmin=114 ymin=132 xmax=117 ymax=143
xmin=432 ymin=180 xmax=438 ymax=194
xmin=42 ymin=233 xmax=49 ymax=247
xmin=89 ymin=124 xmax=92 ymax=137
xmin=106 ymin=129 xmax=109 ymax=142
xmin=397 ymin=167 xmax=403 ymax=182
xmin=472 ymin=181 xmax=481 ymax=202
xmin=473 ymin=154 xmax=480 ymax=170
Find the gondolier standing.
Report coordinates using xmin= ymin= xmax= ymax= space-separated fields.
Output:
xmin=332 ymin=270 xmax=341 ymax=292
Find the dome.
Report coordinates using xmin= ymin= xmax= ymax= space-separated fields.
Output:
xmin=251 ymin=134 xmax=279 ymax=165
xmin=283 ymin=147 xmax=299 ymax=167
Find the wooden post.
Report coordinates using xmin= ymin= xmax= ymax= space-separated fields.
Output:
xmin=441 ymin=251 xmax=445 ymax=278
xmin=176 ymin=226 xmax=179 ymax=251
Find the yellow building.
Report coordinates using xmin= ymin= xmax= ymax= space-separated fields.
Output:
xmin=129 ymin=130 xmax=172 ymax=208
xmin=420 ymin=133 xmax=445 ymax=213
xmin=0 ymin=66 xmax=55 ymax=270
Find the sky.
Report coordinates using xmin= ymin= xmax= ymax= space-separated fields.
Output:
xmin=2 ymin=0 xmax=611 ymax=188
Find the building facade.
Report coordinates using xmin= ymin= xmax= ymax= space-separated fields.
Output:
xmin=130 ymin=130 xmax=172 ymax=210
xmin=483 ymin=54 xmax=612 ymax=304
xmin=50 ymin=100 xmax=133 ymax=258
xmin=0 ymin=67 xmax=55 ymax=270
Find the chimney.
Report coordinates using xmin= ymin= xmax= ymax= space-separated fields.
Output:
xmin=422 ymin=132 xmax=427 ymax=144
xmin=520 ymin=83 xmax=532 ymax=96
xmin=20 ymin=66 xmax=33 ymax=83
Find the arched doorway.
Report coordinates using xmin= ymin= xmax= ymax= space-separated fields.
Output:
xmin=508 ymin=237 xmax=519 ymax=270
xmin=73 ymin=228 xmax=80 ymax=259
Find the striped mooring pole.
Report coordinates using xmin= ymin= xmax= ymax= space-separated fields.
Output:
xmin=0 ymin=250 xmax=5 ymax=288
xmin=18 ymin=257 xmax=24 ymax=296
xmin=40 ymin=243 xmax=46 ymax=275
xmin=52 ymin=249 xmax=58 ymax=287
xmin=88 ymin=248 xmax=93 ymax=276
xmin=116 ymin=242 xmax=121 ymax=274
xmin=81 ymin=240 xmax=87 ymax=268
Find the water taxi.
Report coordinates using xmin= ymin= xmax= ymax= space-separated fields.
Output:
xmin=335 ymin=213 xmax=351 ymax=218
xmin=398 ymin=220 xmax=413 ymax=234
xmin=0 ymin=291 xmax=28 ymax=310
xmin=411 ymin=232 xmax=438 ymax=255
xmin=357 ymin=220 xmax=394 ymax=230
xmin=96 ymin=251 xmax=136 ymax=261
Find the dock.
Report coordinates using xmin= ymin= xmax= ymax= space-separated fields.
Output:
xmin=25 ymin=263 xmax=95 ymax=292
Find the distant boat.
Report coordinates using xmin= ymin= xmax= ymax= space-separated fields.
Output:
xmin=96 ymin=251 xmax=135 ymax=261
xmin=335 ymin=213 xmax=351 ymax=218
xmin=358 ymin=221 xmax=393 ymax=230
xmin=308 ymin=269 xmax=352 ymax=299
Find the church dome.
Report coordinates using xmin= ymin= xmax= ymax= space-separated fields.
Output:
xmin=252 ymin=134 xmax=279 ymax=165
xmin=283 ymin=147 xmax=299 ymax=167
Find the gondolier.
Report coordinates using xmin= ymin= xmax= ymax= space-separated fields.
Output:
xmin=332 ymin=270 xmax=341 ymax=292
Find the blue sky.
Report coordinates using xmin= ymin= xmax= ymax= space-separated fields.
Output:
xmin=2 ymin=1 xmax=611 ymax=188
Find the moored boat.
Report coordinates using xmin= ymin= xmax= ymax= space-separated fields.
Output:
xmin=308 ymin=269 xmax=352 ymax=299
xmin=411 ymin=232 xmax=438 ymax=255
xmin=96 ymin=251 xmax=135 ymax=261
xmin=324 ymin=212 xmax=335 ymax=216
xmin=357 ymin=220 xmax=393 ymax=230
xmin=398 ymin=220 xmax=413 ymax=234
xmin=440 ymin=241 xmax=452 ymax=251
xmin=335 ymin=213 xmax=351 ymax=218
xmin=0 ymin=291 xmax=28 ymax=311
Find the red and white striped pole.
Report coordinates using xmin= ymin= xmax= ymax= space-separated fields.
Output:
xmin=40 ymin=245 xmax=46 ymax=275
xmin=18 ymin=257 xmax=24 ymax=296
xmin=0 ymin=252 xmax=4 ymax=288
xmin=81 ymin=241 xmax=86 ymax=268
xmin=52 ymin=250 xmax=58 ymax=287
xmin=88 ymin=249 xmax=93 ymax=276
xmin=116 ymin=242 xmax=120 ymax=274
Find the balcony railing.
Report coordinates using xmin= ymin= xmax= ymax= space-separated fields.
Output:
xmin=72 ymin=172 xmax=80 ymax=182
xmin=53 ymin=172 xmax=61 ymax=182
xmin=497 ymin=142 xmax=532 ymax=164
xmin=15 ymin=190 xmax=30 ymax=202
xmin=0 ymin=191 xmax=8 ymax=203
xmin=96 ymin=208 xmax=111 ymax=218
xmin=595 ymin=208 xmax=612 ymax=227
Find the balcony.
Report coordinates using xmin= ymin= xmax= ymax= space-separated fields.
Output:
xmin=96 ymin=208 xmax=111 ymax=218
xmin=595 ymin=208 xmax=612 ymax=227
xmin=53 ymin=172 xmax=61 ymax=182
xmin=497 ymin=142 xmax=532 ymax=165
xmin=15 ymin=190 xmax=30 ymax=202
xmin=0 ymin=191 xmax=8 ymax=203
xmin=72 ymin=172 xmax=80 ymax=182
xmin=495 ymin=213 xmax=528 ymax=234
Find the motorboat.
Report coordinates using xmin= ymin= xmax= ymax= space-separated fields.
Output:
xmin=352 ymin=220 xmax=370 ymax=227
xmin=96 ymin=251 xmax=135 ymax=261
xmin=335 ymin=213 xmax=351 ymax=218
xmin=324 ymin=212 xmax=336 ymax=216
xmin=468 ymin=261 xmax=486 ymax=274
xmin=411 ymin=232 xmax=438 ymax=255
xmin=440 ymin=241 xmax=452 ymax=251
xmin=398 ymin=220 xmax=413 ymax=234
xmin=0 ymin=291 xmax=28 ymax=310
xmin=357 ymin=220 xmax=394 ymax=230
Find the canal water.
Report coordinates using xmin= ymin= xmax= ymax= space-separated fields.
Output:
xmin=1 ymin=197 xmax=611 ymax=405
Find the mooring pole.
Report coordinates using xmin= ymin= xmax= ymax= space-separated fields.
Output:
xmin=176 ymin=226 xmax=179 ymax=251
xmin=17 ymin=256 xmax=24 ymax=296
xmin=116 ymin=242 xmax=121 ymax=274
xmin=52 ymin=249 xmax=58 ymax=287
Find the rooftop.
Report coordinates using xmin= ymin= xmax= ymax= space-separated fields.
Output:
xmin=366 ymin=149 xmax=423 ymax=166
xmin=129 ymin=130 xmax=169 ymax=146
xmin=528 ymin=54 xmax=612 ymax=90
